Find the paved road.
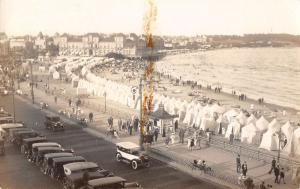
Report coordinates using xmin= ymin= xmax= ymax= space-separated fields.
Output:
xmin=0 ymin=95 xmax=222 ymax=189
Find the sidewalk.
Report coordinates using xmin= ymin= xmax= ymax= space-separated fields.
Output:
xmin=19 ymin=79 xmax=299 ymax=189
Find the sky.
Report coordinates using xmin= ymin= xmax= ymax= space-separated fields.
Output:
xmin=1 ymin=0 xmax=300 ymax=36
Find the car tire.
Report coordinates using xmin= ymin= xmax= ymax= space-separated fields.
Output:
xmin=131 ymin=160 xmax=138 ymax=170
xmin=116 ymin=153 xmax=122 ymax=162
xmin=145 ymin=162 xmax=150 ymax=168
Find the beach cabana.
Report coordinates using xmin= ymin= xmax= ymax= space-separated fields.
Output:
xmin=259 ymin=131 xmax=279 ymax=151
xmin=246 ymin=114 xmax=257 ymax=125
xmin=268 ymin=119 xmax=281 ymax=132
xmin=284 ymin=127 xmax=300 ymax=156
xmin=241 ymin=123 xmax=259 ymax=144
xmin=200 ymin=116 xmax=217 ymax=131
xmin=256 ymin=116 xmax=269 ymax=132
xmin=225 ymin=109 xmax=239 ymax=123
xmin=225 ymin=120 xmax=241 ymax=139
xmin=236 ymin=112 xmax=247 ymax=125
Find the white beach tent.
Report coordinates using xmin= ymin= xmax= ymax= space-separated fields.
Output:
xmin=225 ymin=109 xmax=239 ymax=123
xmin=283 ymin=126 xmax=300 ymax=156
xmin=268 ymin=119 xmax=281 ymax=132
xmin=53 ymin=71 xmax=60 ymax=80
xmin=225 ymin=120 xmax=241 ymax=139
xmin=259 ymin=131 xmax=279 ymax=151
xmin=241 ymin=123 xmax=259 ymax=144
xmin=246 ymin=114 xmax=257 ymax=125
xmin=200 ymin=116 xmax=217 ymax=131
xmin=281 ymin=121 xmax=295 ymax=155
xmin=256 ymin=116 xmax=269 ymax=132
xmin=236 ymin=112 xmax=247 ymax=125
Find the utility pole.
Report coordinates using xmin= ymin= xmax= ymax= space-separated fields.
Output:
xmin=30 ymin=61 xmax=35 ymax=104
xmin=11 ymin=57 xmax=16 ymax=123
xmin=139 ymin=77 xmax=144 ymax=151
xmin=277 ymin=128 xmax=282 ymax=163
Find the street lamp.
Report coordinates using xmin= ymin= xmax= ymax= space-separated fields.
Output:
xmin=139 ymin=77 xmax=144 ymax=151
xmin=276 ymin=128 xmax=285 ymax=164
xmin=104 ymin=91 xmax=107 ymax=113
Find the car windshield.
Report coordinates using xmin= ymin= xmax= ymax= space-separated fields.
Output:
xmin=131 ymin=150 xmax=139 ymax=156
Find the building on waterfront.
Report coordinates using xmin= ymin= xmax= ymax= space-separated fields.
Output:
xmin=54 ymin=33 xmax=164 ymax=58
xmin=0 ymin=33 xmax=9 ymax=57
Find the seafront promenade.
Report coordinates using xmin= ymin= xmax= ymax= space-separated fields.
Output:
xmin=18 ymin=71 xmax=300 ymax=189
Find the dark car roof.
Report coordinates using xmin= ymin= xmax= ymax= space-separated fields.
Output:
xmin=37 ymin=146 xmax=62 ymax=152
xmin=15 ymin=130 xmax=36 ymax=135
xmin=88 ymin=176 xmax=126 ymax=187
xmin=53 ymin=156 xmax=86 ymax=164
xmin=44 ymin=152 xmax=73 ymax=160
xmin=66 ymin=170 xmax=107 ymax=182
xmin=23 ymin=137 xmax=47 ymax=143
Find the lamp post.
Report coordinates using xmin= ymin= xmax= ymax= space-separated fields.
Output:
xmin=139 ymin=77 xmax=144 ymax=151
xmin=11 ymin=68 xmax=16 ymax=123
xmin=30 ymin=60 xmax=35 ymax=104
xmin=277 ymin=128 xmax=284 ymax=164
xmin=104 ymin=91 xmax=107 ymax=113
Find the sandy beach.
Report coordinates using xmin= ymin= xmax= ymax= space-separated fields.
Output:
xmin=91 ymin=59 xmax=300 ymax=126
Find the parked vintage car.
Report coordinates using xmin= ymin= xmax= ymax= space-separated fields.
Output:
xmin=85 ymin=176 xmax=141 ymax=189
xmin=13 ymin=130 xmax=40 ymax=147
xmin=116 ymin=142 xmax=150 ymax=170
xmin=0 ymin=139 xmax=4 ymax=155
xmin=50 ymin=156 xmax=86 ymax=180
xmin=44 ymin=115 xmax=64 ymax=131
xmin=21 ymin=136 xmax=47 ymax=157
xmin=31 ymin=142 xmax=62 ymax=162
xmin=42 ymin=152 xmax=74 ymax=175
xmin=63 ymin=169 xmax=113 ymax=189
xmin=63 ymin=162 xmax=100 ymax=176
xmin=35 ymin=146 xmax=63 ymax=166
xmin=8 ymin=128 xmax=31 ymax=142
xmin=0 ymin=123 xmax=24 ymax=140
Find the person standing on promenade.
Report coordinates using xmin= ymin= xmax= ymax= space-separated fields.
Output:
xmin=236 ymin=154 xmax=241 ymax=173
xmin=154 ymin=128 xmax=159 ymax=142
xmin=68 ymin=99 xmax=72 ymax=107
xmin=189 ymin=138 xmax=195 ymax=151
xmin=174 ymin=120 xmax=178 ymax=133
xmin=179 ymin=128 xmax=185 ymax=144
xmin=259 ymin=181 xmax=267 ymax=189
xmin=118 ymin=118 xmax=122 ymax=131
xmin=269 ymin=157 xmax=276 ymax=174
xmin=279 ymin=168 xmax=286 ymax=184
xmin=274 ymin=165 xmax=280 ymax=184
xmin=89 ymin=112 xmax=93 ymax=122
xmin=242 ymin=161 xmax=248 ymax=176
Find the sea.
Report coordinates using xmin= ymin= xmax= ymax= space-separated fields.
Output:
xmin=156 ymin=47 xmax=300 ymax=111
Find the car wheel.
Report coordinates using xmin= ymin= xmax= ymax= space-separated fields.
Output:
xmin=131 ymin=160 xmax=138 ymax=170
xmin=116 ymin=153 xmax=122 ymax=162
xmin=145 ymin=162 xmax=150 ymax=168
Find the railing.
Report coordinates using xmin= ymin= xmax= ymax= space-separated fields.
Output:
xmin=149 ymin=147 xmax=260 ymax=189
xmin=203 ymin=136 xmax=300 ymax=167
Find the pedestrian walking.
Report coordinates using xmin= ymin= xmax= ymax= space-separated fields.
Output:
xmin=259 ymin=181 xmax=267 ymax=189
xmin=89 ymin=112 xmax=93 ymax=122
xmin=274 ymin=165 xmax=280 ymax=184
xmin=165 ymin=135 xmax=170 ymax=148
xmin=174 ymin=120 xmax=178 ymax=132
xmin=236 ymin=154 xmax=241 ymax=173
xmin=118 ymin=118 xmax=122 ymax=131
xmin=68 ymin=99 xmax=72 ymax=107
xmin=242 ymin=161 xmax=248 ymax=177
xmin=154 ymin=128 xmax=159 ymax=142
xmin=179 ymin=128 xmax=185 ymax=144
xmin=269 ymin=157 xmax=276 ymax=174
xmin=279 ymin=168 xmax=285 ymax=184
xmin=189 ymin=138 xmax=195 ymax=151
xmin=229 ymin=132 xmax=234 ymax=144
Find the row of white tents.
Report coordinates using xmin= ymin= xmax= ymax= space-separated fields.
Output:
xmin=55 ymin=57 xmax=300 ymax=157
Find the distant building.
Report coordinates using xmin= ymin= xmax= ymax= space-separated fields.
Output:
xmin=0 ymin=33 xmax=9 ymax=57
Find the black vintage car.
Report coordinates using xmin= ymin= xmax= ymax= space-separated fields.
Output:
xmin=13 ymin=130 xmax=39 ymax=147
xmin=35 ymin=146 xmax=63 ymax=166
xmin=50 ymin=156 xmax=86 ymax=180
xmin=42 ymin=152 xmax=74 ymax=175
xmin=9 ymin=128 xmax=31 ymax=142
xmin=31 ymin=142 xmax=62 ymax=162
xmin=0 ymin=139 xmax=4 ymax=155
xmin=63 ymin=169 xmax=113 ymax=189
xmin=44 ymin=115 xmax=64 ymax=131
xmin=21 ymin=137 xmax=47 ymax=157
